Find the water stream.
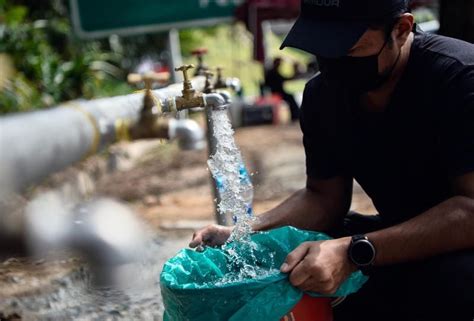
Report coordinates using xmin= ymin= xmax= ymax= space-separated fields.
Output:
xmin=207 ymin=109 xmax=254 ymax=235
xmin=207 ymin=109 xmax=277 ymax=285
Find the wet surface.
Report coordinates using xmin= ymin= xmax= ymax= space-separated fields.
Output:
xmin=0 ymin=232 xmax=189 ymax=321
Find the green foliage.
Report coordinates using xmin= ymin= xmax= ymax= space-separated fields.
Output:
xmin=181 ymin=24 xmax=264 ymax=96
xmin=181 ymin=24 xmax=310 ymax=97
xmin=179 ymin=26 xmax=219 ymax=57
xmin=0 ymin=1 xmax=130 ymax=114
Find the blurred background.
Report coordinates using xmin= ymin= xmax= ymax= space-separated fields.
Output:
xmin=3 ymin=0 xmax=470 ymax=115
xmin=0 ymin=0 xmax=472 ymax=320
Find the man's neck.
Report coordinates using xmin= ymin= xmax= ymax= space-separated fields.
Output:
xmin=361 ymin=32 xmax=415 ymax=112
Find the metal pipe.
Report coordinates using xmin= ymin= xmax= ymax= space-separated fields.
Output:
xmin=204 ymin=93 xmax=230 ymax=110
xmin=0 ymin=78 xmax=207 ymax=285
xmin=0 ymin=78 xmax=206 ymax=201
xmin=126 ymin=115 xmax=204 ymax=151
xmin=169 ymin=118 xmax=206 ymax=150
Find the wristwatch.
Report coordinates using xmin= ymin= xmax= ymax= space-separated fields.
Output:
xmin=348 ymin=234 xmax=376 ymax=275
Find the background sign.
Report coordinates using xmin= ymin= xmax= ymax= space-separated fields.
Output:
xmin=70 ymin=0 xmax=244 ymax=38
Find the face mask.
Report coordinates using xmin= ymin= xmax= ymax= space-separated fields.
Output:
xmin=317 ymin=40 xmax=401 ymax=93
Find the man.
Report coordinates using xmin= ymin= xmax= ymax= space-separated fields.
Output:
xmin=190 ymin=0 xmax=474 ymax=319
xmin=263 ymin=57 xmax=302 ymax=121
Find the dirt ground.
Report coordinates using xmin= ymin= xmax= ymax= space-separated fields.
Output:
xmin=0 ymin=122 xmax=376 ymax=320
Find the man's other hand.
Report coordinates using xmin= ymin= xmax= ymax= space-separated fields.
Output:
xmin=189 ymin=224 xmax=233 ymax=248
xmin=280 ymin=238 xmax=357 ymax=295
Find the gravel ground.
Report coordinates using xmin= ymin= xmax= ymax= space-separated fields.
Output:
xmin=0 ymin=232 xmax=189 ymax=321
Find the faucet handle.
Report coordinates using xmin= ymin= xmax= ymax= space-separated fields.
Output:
xmin=175 ymin=64 xmax=198 ymax=99
xmin=143 ymin=72 xmax=170 ymax=88
xmin=191 ymin=48 xmax=209 ymax=76
xmin=191 ymin=48 xmax=208 ymax=57
xmin=128 ymin=72 xmax=170 ymax=91
xmin=127 ymin=73 xmax=143 ymax=85
xmin=175 ymin=64 xmax=195 ymax=83
xmin=128 ymin=72 xmax=168 ymax=113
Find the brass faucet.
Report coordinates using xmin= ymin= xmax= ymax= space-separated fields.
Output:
xmin=128 ymin=71 xmax=169 ymax=112
xmin=212 ymin=66 xmax=242 ymax=96
xmin=204 ymin=70 xmax=215 ymax=94
xmin=124 ymin=72 xmax=171 ymax=140
xmin=173 ymin=64 xmax=206 ymax=111
xmin=191 ymin=48 xmax=209 ymax=76
xmin=214 ymin=66 xmax=227 ymax=89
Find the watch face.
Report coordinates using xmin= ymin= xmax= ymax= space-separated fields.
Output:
xmin=351 ymin=240 xmax=375 ymax=266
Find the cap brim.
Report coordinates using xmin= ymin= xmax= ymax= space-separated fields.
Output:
xmin=280 ymin=17 xmax=368 ymax=58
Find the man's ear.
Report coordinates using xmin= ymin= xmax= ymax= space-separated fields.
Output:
xmin=393 ymin=13 xmax=414 ymax=47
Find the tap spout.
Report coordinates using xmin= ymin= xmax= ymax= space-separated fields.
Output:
xmin=116 ymin=112 xmax=204 ymax=151
xmin=168 ymin=118 xmax=205 ymax=150
xmin=204 ymin=93 xmax=230 ymax=110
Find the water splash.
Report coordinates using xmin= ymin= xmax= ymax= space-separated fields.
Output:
xmin=213 ymin=243 xmax=279 ymax=287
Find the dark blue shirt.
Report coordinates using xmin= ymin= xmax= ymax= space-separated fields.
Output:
xmin=300 ymin=29 xmax=474 ymax=225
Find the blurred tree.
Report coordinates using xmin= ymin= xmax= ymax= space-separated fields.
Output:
xmin=179 ymin=27 xmax=219 ymax=57
xmin=439 ymin=0 xmax=474 ymax=43
xmin=0 ymin=0 xmax=238 ymax=114
xmin=0 ymin=0 xmax=126 ymax=114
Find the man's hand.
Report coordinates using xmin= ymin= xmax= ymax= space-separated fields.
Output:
xmin=280 ymin=238 xmax=357 ymax=294
xmin=189 ymin=224 xmax=233 ymax=248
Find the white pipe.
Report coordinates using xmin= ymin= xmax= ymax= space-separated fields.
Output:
xmin=0 ymin=78 xmax=206 ymax=201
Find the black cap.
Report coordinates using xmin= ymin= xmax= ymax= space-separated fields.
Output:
xmin=281 ymin=0 xmax=408 ymax=58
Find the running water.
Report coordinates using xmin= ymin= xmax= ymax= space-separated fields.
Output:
xmin=207 ymin=109 xmax=278 ymax=284
xmin=207 ymin=109 xmax=255 ymax=239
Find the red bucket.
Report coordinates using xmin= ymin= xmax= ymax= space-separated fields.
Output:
xmin=280 ymin=295 xmax=333 ymax=321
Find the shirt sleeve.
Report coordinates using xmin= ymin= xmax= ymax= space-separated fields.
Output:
xmin=300 ymin=76 xmax=345 ymax=179
xmin=438 ymin=64 xmax=474 ymax=177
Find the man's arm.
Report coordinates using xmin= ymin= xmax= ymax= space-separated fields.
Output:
xmin=253 ymin=176 xmax=353 ymax=232
xmin=282 ymin=172 xmax=474 ymax=294
xmin=369 ymin=172 xmax=474 ymax=266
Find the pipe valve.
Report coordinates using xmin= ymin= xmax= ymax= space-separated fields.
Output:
xmin=128 ymin=71 xmax=170 ymax=113
xmin=191 ymin=48 xmax=209 ymax=76
xmin=165 ymin=65 xmax=206 ymax=112
xmin=214 ymin=66 xmax=226 ymax=89
xmin=204 ymin=70 xmax=215 ymax=94
xmin=175 ymin=64 xmax=197 ymax=100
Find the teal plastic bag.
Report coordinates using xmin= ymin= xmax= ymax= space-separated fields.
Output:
xmin=160 ymin=226 xmax=368 ymax=321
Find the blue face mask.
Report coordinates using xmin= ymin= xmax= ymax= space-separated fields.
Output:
xmin=317 ymin=40 xmax=401 ymax=93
